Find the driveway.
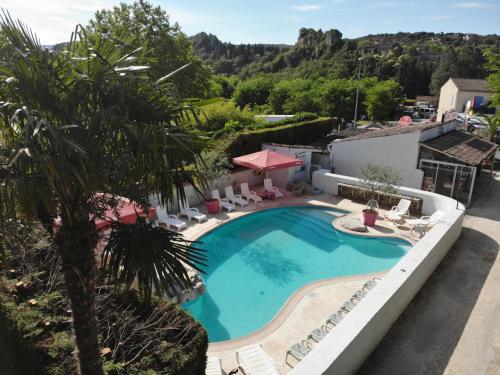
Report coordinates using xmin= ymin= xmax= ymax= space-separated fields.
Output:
xmin=359 ymin=175 xmax=500 ymax=374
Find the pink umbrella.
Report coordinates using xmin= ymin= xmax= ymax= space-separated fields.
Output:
xmin=95 ymin=197 xmax=156 ymax=231
xmin=232 ymin=149 xmax=303 ymax=173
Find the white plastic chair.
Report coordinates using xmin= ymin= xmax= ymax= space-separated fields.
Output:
xmin=212 ymin=190 xmax=235 ymax=212
xmin=236 ymin=344 xmax=280 ymax=375
xmin=179 ymin=200 xmax=207 ymax=222
xmin=224 ymin=186 xmax=249 ymax=207
xmin=385 ymin=198 xmax=411 ymax=222
xmin=264 ymin=178 xmax=283 ymax=198
xmin=154 ymin=205 xmax=186 ymax=231
xmin=407 ymin=210 xmax=444 ymax=236
xmin=240 ymin=182 xmax=262 ymax=203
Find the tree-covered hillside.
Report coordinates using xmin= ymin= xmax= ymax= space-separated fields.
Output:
xmin=191 ymin=29 xmax=500 ymax=98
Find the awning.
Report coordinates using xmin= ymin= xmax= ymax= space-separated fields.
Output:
xmin=232 ymin=149 xmax=304 ymax=171
xmin=420 ymin=130 xmax=497 ymax=166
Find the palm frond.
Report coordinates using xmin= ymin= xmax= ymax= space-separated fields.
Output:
xmin=101 ymin=219 xmax=206 ymax=304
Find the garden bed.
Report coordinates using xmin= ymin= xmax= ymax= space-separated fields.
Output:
xmin=338 ymin=183 xmax=423 ymax=216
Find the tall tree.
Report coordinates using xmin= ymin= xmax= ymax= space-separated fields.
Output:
xmin=86 ymin=0 xmax=211 ymax=98
xmin=0 ymin=15 xmax=206 ymax=375
xmin=430 ymin=47 xmax=459 ymax=95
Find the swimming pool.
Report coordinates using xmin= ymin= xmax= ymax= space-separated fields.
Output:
xmin=183 ymin=206 xmax=412 ymax=342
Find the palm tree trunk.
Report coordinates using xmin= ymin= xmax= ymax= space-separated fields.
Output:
xmin=55 ymin=220 xmax=103 ymax=375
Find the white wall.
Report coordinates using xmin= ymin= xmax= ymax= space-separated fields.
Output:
xmin=418 ymin=119 xmax=461 ymax=142
xmin=437 ymin=79 xmax=458 ymax=121
xmin=292 ymin=171 xmax=465 ymax=375
xmin=330 ymin=132 xmax=424 ymax=189
xmin=262 ymin=143 xmax=313 ymax=184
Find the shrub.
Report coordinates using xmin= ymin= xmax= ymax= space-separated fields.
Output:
xmin=0 ymin=224 xmax=208 ymax=375
xmin=199 ymin=100 xmax=254 ymax=131
xmin=225 ymin=117 xmax=335 ymax=157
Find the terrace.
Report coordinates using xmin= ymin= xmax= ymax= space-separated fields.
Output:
xmin=172 ymin=170 xmax=462 ymax=374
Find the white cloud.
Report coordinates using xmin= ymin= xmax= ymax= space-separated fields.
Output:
xmin=430 ymin=15 xmax=454 ymax=20
xmin=291 ymin=4 xmax=323 ymax=12
xmin=451 ymin=2 xmax=495 ymax=8
xmin=366 ymin=1 xmax=398 ymax=9
xmin=0 ymin=0 xmax=120 ymax=44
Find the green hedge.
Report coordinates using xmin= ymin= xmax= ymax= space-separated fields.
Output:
xmin=225 ymin=117 xmax=335 ymax=158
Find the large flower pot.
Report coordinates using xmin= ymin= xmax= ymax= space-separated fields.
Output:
xmin=205 ymin=199 xmax=220 ymax=214
xmin=362 ymin=209 xmax=378 ymax=227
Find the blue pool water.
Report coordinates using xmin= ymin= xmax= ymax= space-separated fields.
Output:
xmin=183 ymin=206 xmax=412 ymax=342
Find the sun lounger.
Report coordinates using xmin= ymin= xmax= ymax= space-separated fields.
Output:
xmin=340 ymin=300 xmax=357 ymax=313
xmin=225 ymin=186 xmax=249 ymax=207
xmin=385 ymin=198 xmax=411 ymax=222
xmin=286 ymin=340 xmax=311 ymax=366
xmin=407 ymin=210 xmax=444 ymax=236
xmin=351 ymin=289 xmax=367 ymax=302
xmin=236 ymin=344 xmax=280 ymax=375
xmin=206 ymin=356 xmax=223 ymax=375
xmin=240 ymin=182 xmax=263 ymax=203
xmin=326 ymin=311 xmax=343 ymax=327
xmin=212 ymin=190 xmax=235 ymax=212
xmin=308 ymin=325 xmax=329 ymax=343
xmin=179 ymin=200 xmax=207 ymax=222
xmin=264 ymin=178 xmax=284 ymax=198
xmin=155 ymin=205 xmax=187 ymax=231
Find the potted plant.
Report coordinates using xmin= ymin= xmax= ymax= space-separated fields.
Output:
xmin=200 ymin=150 xmax=231 ymax=214
xmin=359 ymin=165 xmax=401 ymax=227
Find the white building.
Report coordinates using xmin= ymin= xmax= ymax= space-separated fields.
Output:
xmin=328 ymin=120 xmax=497 ymax=206
xmin=436 ymin=78 xmax=492 ymax=120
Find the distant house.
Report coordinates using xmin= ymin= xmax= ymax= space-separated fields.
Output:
xmin=328 ymin=120 xmax=496 ymax=206
xmin=437 ymin=78 xmax=493 ymax=120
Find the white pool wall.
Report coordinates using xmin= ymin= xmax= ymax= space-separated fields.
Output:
xmin=289 ymin=171 xmax=465 ymax=375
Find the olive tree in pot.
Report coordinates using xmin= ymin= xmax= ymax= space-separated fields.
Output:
xmin=200 ymin=150 xmax=231 ymax=213
xmin=359 ymin=165 xmax=401 ymax=226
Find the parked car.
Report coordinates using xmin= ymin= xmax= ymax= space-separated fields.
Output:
xmin=418 ymin=107 xmax=436 ymax=119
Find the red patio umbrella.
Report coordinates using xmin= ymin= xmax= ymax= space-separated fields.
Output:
xmin=232 ymin=149 xmax=304 ymax=173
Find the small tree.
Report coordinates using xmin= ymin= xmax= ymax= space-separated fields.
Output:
xmin=200 ymin=150 xmax=231 ymax=195
xmin=359 ymin=165 xmax=402 ymax=213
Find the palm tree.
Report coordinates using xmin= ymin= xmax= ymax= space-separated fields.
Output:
xmin=480 ymin=114 xmax=500 ymax=143
xmin=0 ymin=13 xmax=207 ymax=375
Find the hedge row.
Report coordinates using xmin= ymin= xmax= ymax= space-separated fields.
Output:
xmin=225 ymin=117 xmax=336 ymax=158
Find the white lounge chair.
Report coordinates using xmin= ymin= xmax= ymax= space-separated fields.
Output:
xmin=206 ymin=356 xmax=223 ymax=375
xmin=286 ymin=340 xmax=311 ymax=366
xmin=240 ymin=182 xmax=262 ymax=203
xmin=224 ymin=186 xmax=248 ymax=207
xmin=385 ymin=198 xmax=411 ymax=222
xmin=264 ymin=178 xmax=283 ymax=198
xmin=308 ymin=325 xmax=329 ymax=343
xmin=236 ymin=344 xmax=280 ymax=375
xmin=407 ymin=210 xmax=444 ymax=236
xmin=179 ymin=200 xmax=207 ymax=222
xmin=155 ymin=205 xmax=187 ymax=231
xmin=212 ymin=190 xmax=235 ymax=212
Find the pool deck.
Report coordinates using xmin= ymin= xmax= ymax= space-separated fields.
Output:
xmin=180 ymin=192 xmax=417 ymax=374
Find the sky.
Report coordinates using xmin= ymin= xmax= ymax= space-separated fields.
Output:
xmin=0 ymin=0 xmax=499 ymax=45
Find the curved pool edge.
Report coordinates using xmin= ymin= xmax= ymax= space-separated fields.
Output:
xmin=332 ymin=214 xmax=417 ymax=245
xmin=186 ymin=202 xmax=350 ymax=243
xmin=207 ymin=270 xmax=386 ymax=350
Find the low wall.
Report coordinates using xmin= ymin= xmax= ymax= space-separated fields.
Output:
xmin=290 ymin=171 xmax=465 ymax=375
